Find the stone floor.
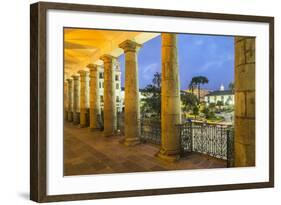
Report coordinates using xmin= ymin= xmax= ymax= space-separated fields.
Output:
xmin=64 ymin=122 xmax=227 ymax=176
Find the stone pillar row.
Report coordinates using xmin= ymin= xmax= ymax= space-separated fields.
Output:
xmin=78 ymin=70 xmax=90 ymax=128
xmin=72 ymin=74 xmax=80 ymax=125
xmin=89 ymin=64 xmax=101 ymax=130
xmin=64 ymin=36 xmax=182 ymax=163
xmin=66 ymin=78 xmax=73 ymax=122
xmin=119 ymin=40 xmax=141 ymax=146
xmin=157 ymin=33 xmax=181 ymax=161
xmin=100 ymin=54 xmax=117 ymax=137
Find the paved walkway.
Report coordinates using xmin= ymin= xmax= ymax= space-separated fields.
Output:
xmin=64 ymin=122 xmax=226 ymax=176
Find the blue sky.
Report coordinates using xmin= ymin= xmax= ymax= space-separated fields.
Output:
xmin=118 ymin=34 xmax=234 ymax=91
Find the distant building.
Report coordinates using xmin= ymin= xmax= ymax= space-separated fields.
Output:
xmin=204 ymin=84 xmax=234 ymax=105
xmin=98 ymin=62 xmax=123 ymax=112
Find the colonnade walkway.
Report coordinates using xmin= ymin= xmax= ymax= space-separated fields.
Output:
xmin=64 ymin=122 xmax=226 ymax=176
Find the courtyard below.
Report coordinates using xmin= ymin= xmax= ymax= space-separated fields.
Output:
xmin=64 ymin=122 xmax=227 ymax=176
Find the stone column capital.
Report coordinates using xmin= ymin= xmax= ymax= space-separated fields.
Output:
xmin=87 ymin=64 xmax=99 ymax=72
xmin=119 ymin=40 xmax=142 ymax=53
xmin=86 ymin=63 xmax=96 ymax=69
xmin=71 ymin=74 xmax=80 ymax=80
xmin=78 ymin=70 xmax=89 ymax=78
xmin=100 ymin=54 xmax=116 ymax=64
xmin=66 ymin=78 xmax=73 ymax=83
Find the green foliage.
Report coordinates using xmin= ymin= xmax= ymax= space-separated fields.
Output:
xmin=181 ymin=92 xmax=198 ymax=112
xmin=141 ymin=72 xmax=161 ymax=117
xmin=192 ymin=106 xmax=199 ymax=118
xmin=202 ymin=106 xmax=215 ymax=119
xmin=209 ymin=102 xmax=216 ymax=110
xmin=216 ymin=100 xmax=224 ymax=109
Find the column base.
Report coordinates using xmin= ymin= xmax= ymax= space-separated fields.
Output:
xmin=90 ymin=127 xmax=101 ymax=132
xmin=155 ymin=149 xmax=180 ymax=162
xmin=103 ymin=131 xmax=116 ymax=137
xmin=79 ymin=124 xmax=86 ymax=128
xmin=67 ymin=112 xmax=73 ymax=122
xmin=121 ymin=137 xmax=140 ymax=146
xmin=73 ymin=112 xmax=80 ymax=125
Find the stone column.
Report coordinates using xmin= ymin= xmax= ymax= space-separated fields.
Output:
xmin=72 ymin=74 xmax=80 ymax=125
xmin=157 ymin=33 xmax=181 ymax=161
xmin=64 ymin=81 xmax=68 ymax=121
xmin=66 ymin=78 xmax=73 ymax=122
xmin=119 ymin=40 xmax=141 ymax=146
xmin=88 ymin=64 xmax=101 ymax=130
xmin=100 ymin=54 xmax=117 ymax=137
xmin=234 ymin=37 xmax=255 ymax=167
xmin=78 ymin=70 xmax=90 ymax=128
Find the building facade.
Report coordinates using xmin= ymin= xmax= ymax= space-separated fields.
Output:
xmin=204 ymin=84 xmax=234 ymax=105
xmin=97 ymin=61 xmax=123 ymax=113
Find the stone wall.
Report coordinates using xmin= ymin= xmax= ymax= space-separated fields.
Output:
xmin=234 ymin=37 xmax=255 ymax=167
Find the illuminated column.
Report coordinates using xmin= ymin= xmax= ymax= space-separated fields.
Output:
xmin=78 ymin=70 xmax=90 ymax=128
xmin=157 ymin=33 xmax=181 ymax=161
xmin=66 ymin=78 xmax=73 ymax=122
xmin=100 ymin=54 xmax=117 ymax=137
xmin=234 ymin=37 xmax=255 ymax=167
xmin=88 ymin=64 xmax=101 ymax=130
xmin=72 ymin=74 xmax=80 ymax=125
xmin=119 ymin=40 xmax=141 ymax=146
xmin=64 ymin=81 xmax=68 ymax=121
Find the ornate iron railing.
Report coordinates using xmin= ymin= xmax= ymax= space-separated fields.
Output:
xmin=177 ymin=122 xmax=234 ymax=167
xmin=139 ymin=119 xmax=161 ymax=144
xmin=117 ymin=112 xmax=125 ymax=136
xmin=138 ymin=119 xmax=234 ymax=167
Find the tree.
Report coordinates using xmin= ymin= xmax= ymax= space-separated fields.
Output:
xmin=216 ymin=100 xmax=224 ymax=111
xmin=189 ymin=76 xmax=209 ymax=101
xmin=141 ymin=72 xmax=161 ymax=117
xmin=192 ymin=106 xmax=199 ymax=119
xmin=181 ymin=92 xmax=198 ymax=112
xmin=188 ymin=81 xmax=196 ymax=95
xmin=202 ymin=106 xmax=215 ymax=119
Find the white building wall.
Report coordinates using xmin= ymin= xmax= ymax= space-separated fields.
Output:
xmin=97 ymin=62 xmax=123 ymax=113
xmin=205 ymin=94 xmax=234 ymax=105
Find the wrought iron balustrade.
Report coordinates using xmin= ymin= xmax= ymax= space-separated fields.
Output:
xmin=177 ymin=122 xmax=234 ymax=167
xmin=137 ymin=119 xmax=234 ymax=167
xmin=117 ymin=112 xmax=125 ymax=135
xmin=139 ymin=119 xmax=161 ymax=145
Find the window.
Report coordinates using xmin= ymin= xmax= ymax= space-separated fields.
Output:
xmin=99 ymin=82 xmax=101 ymax=88
xmin=116 ymin=83 xmax=119 ymax=89
xmin=115 ymin=75 xmax=119 ymax=81
xmin=100 ymin=95 xmax=104 ymax=102
xmin=116 ymin=96 xmax=120 ymax=102
xmin=99 ymin=72 xmax=103 ymax=79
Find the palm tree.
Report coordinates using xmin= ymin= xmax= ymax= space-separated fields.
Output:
xmin=190 ymin=76 xmax=209 ymax=102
